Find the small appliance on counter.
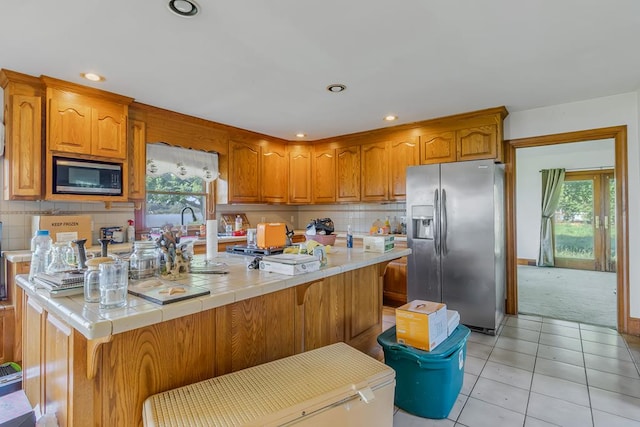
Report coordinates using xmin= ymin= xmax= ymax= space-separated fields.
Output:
xmin=100 ymin=226 xmax=125 ymax=243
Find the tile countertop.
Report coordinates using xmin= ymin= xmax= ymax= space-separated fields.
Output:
xmin=15 ymin=246 xmax=411 ymax=341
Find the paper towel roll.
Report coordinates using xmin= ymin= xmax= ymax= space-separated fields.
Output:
xmin=206 ymin=220 xmax=218 ymax=260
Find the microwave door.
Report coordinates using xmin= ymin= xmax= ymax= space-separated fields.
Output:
xmin=54 ymin=158 xmax=123 ymax=195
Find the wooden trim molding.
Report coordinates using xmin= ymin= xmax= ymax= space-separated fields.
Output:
xmin=505 ymin=126 xmax=632 ymax=334
xmin=517 ymin=258 xmax=536 ymax=266
xmin=87 ymin=335 xmax=112 ymax=379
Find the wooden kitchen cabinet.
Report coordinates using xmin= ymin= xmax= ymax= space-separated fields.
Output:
xmin=420 ymin=130 xmax=456 ymax=164
xmin=336 ymin=145 xmax=360 ymax=202
xmin=128 ymin=119 xmax=146 ymax=201
xmin=228 ymin=139 xmax=261 ymax=203
xmin=0 ymin=306 xmax=15 ymax=364
xmin=389 ymin=136 xmax=420 ymax=200
xmin=261 ymin=141 xmax=288 ymax=203
xmin=22 ymin=295 xmax=44 ymax=411
xmin=312 ymin=145 xmax=336 ymax=203
xmin=361 ymin=141 xmax=388 ymax=202
xmin=215 ymin=288 xmax=295 ymax=375
xmin=420 ymin=109 xmax=505 ymax=165
xmin=45 ymin=85 xmax=130 ymax=160
xmin=287 ymin=144 xmax=312 ymax=204
xmin=22 ymin=294 xmax=87 ymax=427
xmin=457 ymin=124 xmax=499 ymax=161
xmin=383 ymin=256 xmax=408 ymax=307
xmin=0 ymin=69 xmax=43 ymax=200
xmin=7 ymin=261 xmax=30 ymax=363
xmin=294 ymin=277 xmax=345 ymax=353
xmin=344 ymin=263 xmax=384 ymax=358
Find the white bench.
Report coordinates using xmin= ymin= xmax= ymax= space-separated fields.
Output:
xmin=143 ymin=342 xmax=395 ymax=426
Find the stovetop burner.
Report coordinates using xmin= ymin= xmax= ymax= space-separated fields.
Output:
xmin=226 ymin=245 xmax=284 ymax=256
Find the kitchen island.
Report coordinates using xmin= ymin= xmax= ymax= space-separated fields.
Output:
xmin=15 ymin=246 xmax=410 ymax=427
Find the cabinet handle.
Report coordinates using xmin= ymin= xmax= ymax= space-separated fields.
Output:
xmin=595 ymin=216 xmax=600 ymax=228
xmin=604 ymin=215 xmax=609 ymax=229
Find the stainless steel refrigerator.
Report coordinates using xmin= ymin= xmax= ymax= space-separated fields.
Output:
xmin=406 ymin=159 xmax=505 ymax=334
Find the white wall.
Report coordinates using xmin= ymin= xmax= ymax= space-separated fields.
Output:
xmin=516 ymin=140 xmax=615 ymax=260
xmin=505 ymin=91 xmax=640 ymax=318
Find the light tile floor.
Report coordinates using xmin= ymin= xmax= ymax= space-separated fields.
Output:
xmin=383 ymin=310 xmax=640 ymax=427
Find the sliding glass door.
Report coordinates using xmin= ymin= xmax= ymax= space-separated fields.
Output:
xmin=553 ymin=169 xmax=616 ymax=272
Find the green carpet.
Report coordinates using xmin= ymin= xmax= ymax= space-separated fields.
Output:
xmin=517 ymin=265 xmax=617 ymax=328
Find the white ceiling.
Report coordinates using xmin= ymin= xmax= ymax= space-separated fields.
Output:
xmin=1 ymin=0 xmax=639 ymax=141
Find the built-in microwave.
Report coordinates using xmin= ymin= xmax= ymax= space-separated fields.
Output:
xmin=53 ymin=157 xmax=123 ymax=196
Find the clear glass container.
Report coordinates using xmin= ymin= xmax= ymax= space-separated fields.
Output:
xmin=84 ymin=265 xmax=101 ymax=303
xmin=46 ymin=241 xmax=72 ymax=274
xmin=129 ymin=241 xmax=160 ymax=280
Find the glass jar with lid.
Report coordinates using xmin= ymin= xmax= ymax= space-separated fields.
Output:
xmin=129 ymin=241 xmax=160 ymax=280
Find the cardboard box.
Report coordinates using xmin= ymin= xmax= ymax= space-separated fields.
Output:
xmin=259 ymin=254 xmax=321 ymax=275
xmin=396 ymin=300 xmax=448 ymax=351
xmin=362 ymin=235 xmax=395 ymax=253
xmin=447 ymin=310 xmax=460 ymax=336
xmin=0 ymin=390 xmax=35 ymax=427
xmin=32 ymin=215 xmax=92 ymax=246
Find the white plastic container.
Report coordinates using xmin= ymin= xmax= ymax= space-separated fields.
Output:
xmin=28 ymin=230 xmax=52 ymax=282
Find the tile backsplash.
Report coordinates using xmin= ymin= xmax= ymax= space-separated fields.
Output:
xmin=2 ymin=201 xmax=407 ymax=251
xmin=0 ymin=200 xmax=135 ymax=251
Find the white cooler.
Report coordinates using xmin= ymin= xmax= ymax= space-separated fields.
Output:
xmin=143 ymin=342 xmax=395 ymax=426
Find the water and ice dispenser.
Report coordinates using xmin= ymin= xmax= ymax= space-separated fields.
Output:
xmin=412 ymin=205 xmax=434 ymax=239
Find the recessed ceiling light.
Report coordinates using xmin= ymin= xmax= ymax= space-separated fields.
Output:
xmin=168 ymin=0 xmax=199 ymax=17
xmin=326 ymin=84 xmax=346 ymax=93
xmin=80 ymin=72 xmax=105 ymax=82
xmin=384 ymin=115 xmax=398 ymax=121
xmin=296 ymin=133 xmax=306 ymax=138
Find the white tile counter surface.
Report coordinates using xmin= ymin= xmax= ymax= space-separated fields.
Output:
xmin=15 ymin=246 xmax=410 ymax=341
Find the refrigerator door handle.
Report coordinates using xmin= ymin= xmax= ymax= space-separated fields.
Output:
xmin=442 ymin=188 xmax=448 ymax=255
xmin=434 ymin=189 xmax=441 ymax=255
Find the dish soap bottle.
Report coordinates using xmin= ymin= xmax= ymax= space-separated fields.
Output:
xmin=346 ymin=224 xmax=353 ymax=248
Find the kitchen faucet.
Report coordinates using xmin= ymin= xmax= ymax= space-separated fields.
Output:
xmin=181 ymin=206 xmax=197 ymax=226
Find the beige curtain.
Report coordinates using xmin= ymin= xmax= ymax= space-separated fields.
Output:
xmin=537 ymin=168 xmax=566 ymax=266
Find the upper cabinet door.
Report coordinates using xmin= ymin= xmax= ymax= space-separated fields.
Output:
xmin=312 ymin=147 xmax=336 ymax=203
xmin=261 ymin=142 xmax=288 ymax=204
xmin=92 ymin=101 xmax=128 ymax=159
xmin=6 ymin=94 xmax=42 ymax=200
xmin=336 ymin=145 xmax=360 ymax=202
xmin=389 ymin=137 xmax=419 ymax=201
xmin=420 ymin=130 xmax=456 ymax=164
xmin=48 ymin=89 xmax=92 ymax=155
xmin=288 ymin=145 xmax=312 ymax=204
xmin=128 ymin=119 xmax=146 ymax=201
xmin=48 ymin=88 xmax=128 ymax=159
xmin=229 ymin=140 xmax=261 ymax=203
xmin=361 ymin=141 xmax=388 ymax=202
xmin=457 ymin=124 xmax=498 ymax=161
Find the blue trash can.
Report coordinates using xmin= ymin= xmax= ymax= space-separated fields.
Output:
xmin=377 ymin=324 xmax=470 ymax=419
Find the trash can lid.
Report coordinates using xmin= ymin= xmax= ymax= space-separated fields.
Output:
xmin=377 ymin=325 xmax=471 ymax=359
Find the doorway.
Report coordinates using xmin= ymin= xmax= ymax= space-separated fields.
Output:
xmin=505 ymin=126 xmax=631 ymax=333
xmin=554 ymin=169 xmax=616 ymax=272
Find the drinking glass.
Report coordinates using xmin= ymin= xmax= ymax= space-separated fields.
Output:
xmin=99 ymin=260 xmax=128 ymax=309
